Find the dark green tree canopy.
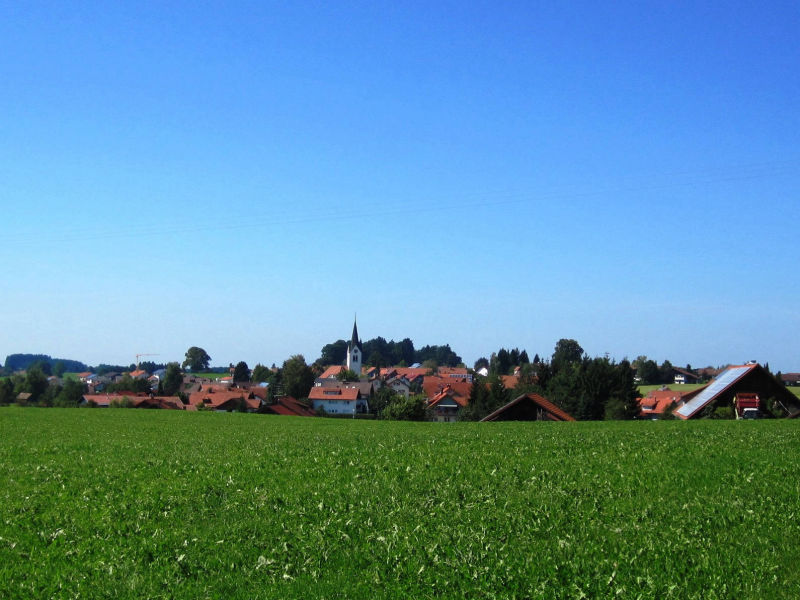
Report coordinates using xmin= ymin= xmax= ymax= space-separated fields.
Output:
xmin=282 ymin=355 xmax=315 ymax=400
xmin=551 ymin=339 xmax=585 ymax=374
xmin=182 ymin=347 xmax=211 ymax=372
xmin=162 ymin=363 xmax=183 ymax=396
xmin=251 ymin=364 xmax=275 ymax=383
xmin=233 ymin=361 xmax=250 ymax=383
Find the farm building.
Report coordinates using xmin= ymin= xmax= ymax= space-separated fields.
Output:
xmin=674 ymin=363 xmax=800 ymax=419
xmin=638 ymin=387 xmax=685 ymax=419
xmin=481 ymin=393 xmax=575 ymax=422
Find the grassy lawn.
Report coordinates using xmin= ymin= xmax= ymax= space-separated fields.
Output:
xmin=637 ymin=383 xmax=707 ymax=396
xmin=189 ymin=371 xmax=230 ymax=380
xmin=1 ymin=408 xmax=799 ymax=598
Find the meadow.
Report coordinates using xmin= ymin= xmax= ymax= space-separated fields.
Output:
xmin=1 ymin=408 xmax=798 ymax=599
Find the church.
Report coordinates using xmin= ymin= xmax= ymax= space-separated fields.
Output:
xmin=346 ymin=318 xmax=363 ymax=375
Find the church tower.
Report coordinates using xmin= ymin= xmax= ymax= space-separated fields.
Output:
xmin=346 ymin=318 xmax=362 ymax=376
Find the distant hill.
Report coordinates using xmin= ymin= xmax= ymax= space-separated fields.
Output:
xmin=3 ymin=354 xmax=87 ymax=373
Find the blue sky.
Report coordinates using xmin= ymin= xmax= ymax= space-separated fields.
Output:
xmin=2 ymin=1 xmax=798 ymax=372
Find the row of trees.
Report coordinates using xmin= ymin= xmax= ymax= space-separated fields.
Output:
xmin=0 ymin=368 xmax=87 ymax=407
xmin=461 ymin=339 xmax=640 ymax=421
xmin=317 ymin=337 xmax=462 ymax=369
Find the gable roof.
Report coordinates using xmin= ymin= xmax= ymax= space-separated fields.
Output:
xmin=319 ymin=365 xmax=346 ymax=379
xmin=674 ymin=364 xmax=756 ymax=419
xmin=481 ymin=393 xmax=575 ymax=422
xmin=638 ymin=388 xmax=684 ymax=417
xmin=428 ymin=384 xmax=469 ymax=408
xmin=308 ymin=386 xmax=360 ymax=401
xmin=266 ymin=396 xmax=316 ymax=417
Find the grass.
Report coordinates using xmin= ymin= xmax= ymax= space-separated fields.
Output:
xmin=189 ymin=371 xmax=230 ymax=380
xmin=1 ymin=409 xmax=799 ymax=598
xmin=637 ymin=383 xmax=707 ymax=396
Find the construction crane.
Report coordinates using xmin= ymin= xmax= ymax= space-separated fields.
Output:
xmin=135 ymin=353 xmax=160 ymax=369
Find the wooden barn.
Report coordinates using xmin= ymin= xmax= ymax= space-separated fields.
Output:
xmin=481 ymin=393 xmax=575 ymax=422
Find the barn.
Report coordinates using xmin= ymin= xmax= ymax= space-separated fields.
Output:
xmin=481 ymin=393 xmax=575 ymax=422
xmin=674 ymin=363 xmax=800 ymax=419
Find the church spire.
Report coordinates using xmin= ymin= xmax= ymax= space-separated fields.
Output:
xmin=350 ymin=316 xmax=361 ymax=350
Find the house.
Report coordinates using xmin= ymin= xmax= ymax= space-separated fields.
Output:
xmin=638 ymin=387 xmax=684 ymax=419
xmin=80 ymin=393 xmax=173 ymax=408
xmin=422 ymin=376 xmax=472 ymax=405
xmin=780 ymin=373 xmax=800 ymax=386
xmin=380 ymin=367 xmax=428 ymax=385
xmin=128 ymin=369 xmax=148 ymax=380
xmin=263 ymin=396 xmax=316 ymax=417
xmin=437 ymin=367 xmax=473 ymax=383
xmin=672 ymin=367 xmax=700 ymax=385
xmin=481 ymin=393 xmax=575 ymax=422
xmin=186 ymin=388 xmax=262 ymax=412
xmin=319 ymin=365 xmax=348 ymax=380
xmin=385 ymin=376 xmax=411 ymax=398
xmin=500 ymin=375 xmax=520 ymax=391
xmin=674 ymin=363 xmax=800 ymax=419
xmin=427 ymin=385 xmax=469 ymax=422
xmin=308 ymin=386 xmax=369 ymax=415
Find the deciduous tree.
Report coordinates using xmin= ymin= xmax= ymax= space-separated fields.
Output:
xmin=182 ymin=347 xmax=211 ymax=372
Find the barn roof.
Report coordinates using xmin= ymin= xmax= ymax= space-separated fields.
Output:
xmin=481 ymin=393 xmax=575 ymax=422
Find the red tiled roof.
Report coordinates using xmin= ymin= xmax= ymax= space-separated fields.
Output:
xmin=308 ymin=387 xmax=360 ymax=401
xmin=428 ymin=385 xmax=469 ymax=408
xmin=187 ymin=389 xmax=260 ymax=410
xmin=422 ymin=376 xmax=472 ymax=401
xmin=638 ymin=389 xmax=684 ymax=416
xmin=267 ymin=396 xmax=316 ymax=417
xmin=129 ymin=370 xmax=147 ymax=378
xmin=500 ymin=375 xmax=520 ymax=390
xmin=481 ymin=393 xmax=575 ymax=422
xmin=438 ymin=367 xmax=468 ymax=376
xmin=320 ymin=365 xmax=346 ymax=379
xmin=380 ymin=367 xmax=428 ymax=381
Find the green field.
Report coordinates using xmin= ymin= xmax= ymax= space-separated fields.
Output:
xmin=190 ymin=371 xmax=230 ymax=380
xmin=637 ymin=383 xmax=707 ymax=396
xmin=1 ymin=409 xmax=799 ymax=598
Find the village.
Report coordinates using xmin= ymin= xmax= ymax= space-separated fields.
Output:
xmin=5 ymin=320 xmax=800 ymax=422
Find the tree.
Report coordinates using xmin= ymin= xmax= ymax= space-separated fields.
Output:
xmin=551 ymin=339 xmax=584 ymax=374
xmin=382 ymin=394 xmax=428 ymax=421
xmin=319 ymin=340 xmax=348 ymax=366
xmin=460 ymin=379 xmax=492 ymax=421
xmin=0 ymin=378 xmax=14 ymax=404
xmin=473 ymin=357 xmax=489 ymax=372
xmin=371 ymin=386 xmax=402 ymax=417
xmin=336 ymin=368 xmax=359 ymax=382
xmin=282 ymin=355 xmax=315 ymax=399
xmin=54 ymin=378 xmax=86 ymax=407
xmin=53 ymin=361 xmax=66 ymax=377
xmin=162 ymin=362 xmax=183 ymax=396
xmin=182 ymin=347 xmax=211 ymax=372
xmin=233 ymin=361 xmax=250 ymax=383
xmin=251 ymin=364 xmax=273 ymax=383
xmin=635 ymin=357 xmax=660 ymax=385
xmin=23 ymin=367 xmax=49 ymax=403
xmin=30 ymin=360 xmax=52 ymax=376
xmin=658 ymin=360 xmax=674 ymax=385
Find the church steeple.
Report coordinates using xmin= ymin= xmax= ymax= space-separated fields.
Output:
xmin=347 ymin=316 xmax=362 ymax=375
xmin=350 ymin=316 xmax=362 ymax=351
